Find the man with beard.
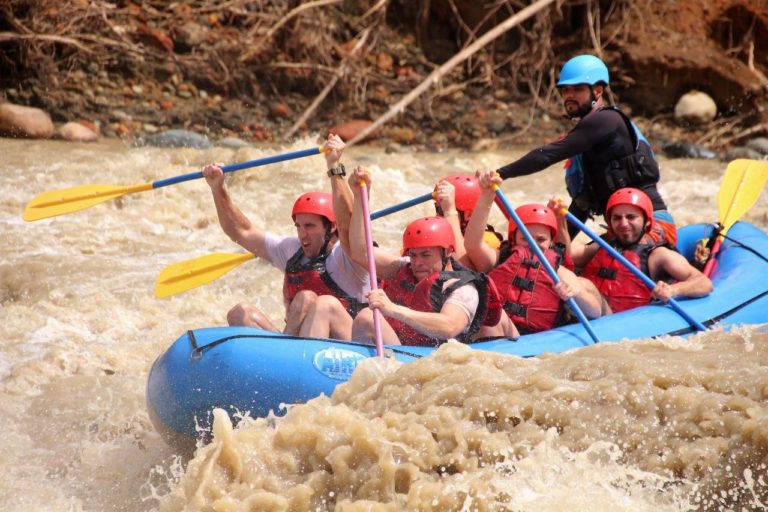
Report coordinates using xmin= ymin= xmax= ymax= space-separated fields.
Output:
xmin=495 ymin=54 xmax=677 ymax=244
xmin=556 ymin=188 xmax=712 ymax=314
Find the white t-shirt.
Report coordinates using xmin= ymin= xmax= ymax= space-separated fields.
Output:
xmin=264 ymin=233 xmax=370 ymax=301
xmin=396 ymin=257 xmax=480 ymax=329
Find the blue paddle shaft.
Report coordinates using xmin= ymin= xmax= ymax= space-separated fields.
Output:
xmin=370 ymin=192 xmax=434 ymax=220
xmin=563 ymin=211 xmax=707 ymax=331
xmin=495 ymin=190 xmax=599 ymax=344
xmin=150 ymin=147 xmax=323 ymax=189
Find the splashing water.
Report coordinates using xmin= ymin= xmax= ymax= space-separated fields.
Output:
xmin=1 ymin=137 xmax=767 ymax=511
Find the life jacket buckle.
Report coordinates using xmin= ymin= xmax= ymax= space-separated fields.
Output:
xmin=597 ymin=267 xmax=617 ymax=279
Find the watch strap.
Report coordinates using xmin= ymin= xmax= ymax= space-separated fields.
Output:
xmin=327 ymin=163 xmax=346 ymax=177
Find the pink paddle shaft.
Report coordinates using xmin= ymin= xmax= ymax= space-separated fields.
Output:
xmin=359 ymin=182 xmax=385 ymax=356
xmin=703 ymin=238 xmax=721 ymax=277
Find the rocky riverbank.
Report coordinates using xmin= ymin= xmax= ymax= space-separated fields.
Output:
xmin=1 ymin=0 xmax=766 ymax=157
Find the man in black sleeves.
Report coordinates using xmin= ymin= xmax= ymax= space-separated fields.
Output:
xmin=496 ymin=54 xmax=677 ymax=244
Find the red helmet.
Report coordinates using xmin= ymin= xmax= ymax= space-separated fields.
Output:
xmin=605 ymin=188 xmax=653 ymax=233
xmin=508 ymin=203 xmax=558 ymax=240
xmin=402 ymin=216 xmax=455 ymax=255
xmin=291 ymin=192 xmax=335 ymax=223
xmin=434 ymin=174 xmax=481 ymax=214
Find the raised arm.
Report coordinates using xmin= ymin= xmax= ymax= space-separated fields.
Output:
xmin=348 ymin=166 xmax=402 ymax=279
xmin=547 ymin=197 xmax=571 ymax=247
xmin=434 ymin=179 xmax=470 ymax=266
xmin=463 ymin=170 xmax=500 ymax=272
xmin=202 ymin=163 xmax=270 ymax=261
xmin=547 ymin=197 xmax=598 ymax=268
xmin=325 ymin=134 xmax=354 ymax=254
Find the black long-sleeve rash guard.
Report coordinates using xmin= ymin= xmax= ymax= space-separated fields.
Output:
xmin=497 ymin=108 xmax=634 ymax=180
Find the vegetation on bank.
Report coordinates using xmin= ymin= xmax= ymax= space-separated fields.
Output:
xmin=1 ymin=0 xmax=766 ymax=149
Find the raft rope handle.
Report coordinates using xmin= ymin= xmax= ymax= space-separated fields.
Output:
xmin=714 ymin=225 xmax=768 ymax=265
xmin=185 ymin=331 xmax=423 ymax=359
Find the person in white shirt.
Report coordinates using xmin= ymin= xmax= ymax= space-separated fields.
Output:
xmin=200 ymin=134 xmax=369 ymax=340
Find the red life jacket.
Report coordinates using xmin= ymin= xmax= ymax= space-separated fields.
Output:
xmin=282 ymin=248 xmax=364 ymax=317
xmin=383 ymin=262 xmax=502 ymax=346
xmin=580 ymin=236 xmax=667 ymax=313
xmin=381 ymin=265 xmax=418 ymax=307
xmin=489 ymin=245 xmax=564 ymax=334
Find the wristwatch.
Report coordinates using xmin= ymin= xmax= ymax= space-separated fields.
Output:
xmin=327 ymin=163 xmax=346 ymax=177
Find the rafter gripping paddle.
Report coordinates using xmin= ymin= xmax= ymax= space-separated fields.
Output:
xmin=703 ymin=159 xmax=768 ymax=276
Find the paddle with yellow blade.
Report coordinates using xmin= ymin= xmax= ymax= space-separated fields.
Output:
xmin=22 ymin=146 xmax=325 ymax=221
xmin=156 ymin=252 xmax=256 ymax=299
xmin=155 ymin=191 xmax=436 ymax=298
xmin=702 ymin=159 xmax=768 ymax=277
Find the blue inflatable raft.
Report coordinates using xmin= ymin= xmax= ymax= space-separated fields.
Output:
xmin=147 ymin=222 xmax=768 ymax=448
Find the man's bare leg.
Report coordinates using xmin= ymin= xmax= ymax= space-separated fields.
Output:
xmin=227 ymin=303 xmax=280 ymax=331
xmin=475 ymin=314 xmax=519 ymax=339
xmin=299 ymin=295 xmax=354 ymax=340
xmin=350 ymin=307 xmax=400 ymax=345
xmin=284 ymin=290 xmax=318 ymax=335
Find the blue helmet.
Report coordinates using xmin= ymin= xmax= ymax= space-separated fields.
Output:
xmin=557 ymin=54 xmax=609 ymax=86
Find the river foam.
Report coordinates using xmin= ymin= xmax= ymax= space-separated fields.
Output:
xmin=1 ymin=137 xmax=766 ymax=511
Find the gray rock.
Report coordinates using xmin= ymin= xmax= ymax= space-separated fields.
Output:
xmin=215 ymin=137 xmax=251 ymax=149
xmin=175 ymin=21 xmax=208 ymax=48
xmin=745 ymin=137 xmax=768 ymax=156
xmin=720 ymin=147 xmax=763 ymax=162
xmin=138 ymin=129 xmax=211 ymax=149
xmin=661 ymin=141 xmax=717 ymax=159
xmin=111 ymin=110 xmax=132 ymax=122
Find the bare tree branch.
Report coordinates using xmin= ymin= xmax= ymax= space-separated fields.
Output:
xmin=348 ymin=0 xmax=558 ymax=146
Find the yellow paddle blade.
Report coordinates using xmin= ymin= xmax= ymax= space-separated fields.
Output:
xmin=155 ymin=252 xmax=255 ymax=298
xmin=23 ymin=183 xmax=153 ymax=221
xmin=718 ymin=159 xmax=768 ymax=232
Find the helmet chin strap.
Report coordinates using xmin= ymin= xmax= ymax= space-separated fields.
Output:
xmin=320 ymin=234 xmax=331 ymax=255
xmin=319 ymin=221 xmax=337 ymax=255
xmin=440 ymin=248 xmax=449 ymax=271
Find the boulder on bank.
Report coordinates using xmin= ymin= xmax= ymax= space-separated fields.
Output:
xmin=674 ymin=91 xmax=717 ymax=125
xmin=745 ymin=137 xmax=768 ymax=156
xmin=0 ymin=103 xmax=54 ymax=138
xmin=327 ymin=120 xmax=378 ymax=143
xmin=661 ymin=141 xmax=717 ymax=159
xmin=56 ymin=121 xmax=99 ymax=142
xmin=137 ymin=129 xmax=211 ymax=149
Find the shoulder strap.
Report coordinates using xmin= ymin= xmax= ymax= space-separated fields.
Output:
xmin=600 ymin=106 xmax=640 ymax=150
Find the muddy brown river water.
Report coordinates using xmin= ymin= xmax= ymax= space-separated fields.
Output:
xmin=2 ymin=136 xmax=767 ymax=511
